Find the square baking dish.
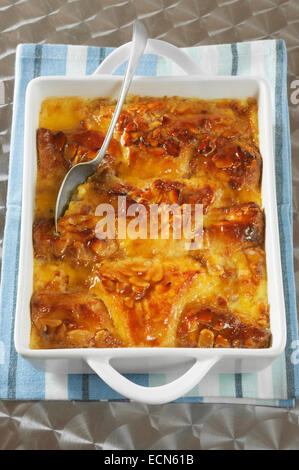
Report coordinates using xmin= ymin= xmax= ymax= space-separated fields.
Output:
xmin=14 ymin=39 xmax=286 ymax=404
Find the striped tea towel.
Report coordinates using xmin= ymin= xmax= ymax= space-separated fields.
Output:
xmin=0 ymin=40 xmax=297 ymax=406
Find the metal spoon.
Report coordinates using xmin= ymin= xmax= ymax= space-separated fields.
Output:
xmin=55 ymin=20 xmax=148 ymax=232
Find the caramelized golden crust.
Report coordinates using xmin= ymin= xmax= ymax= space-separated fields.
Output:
xmin=30 ymin=95 xmax=270 ymax=349
xmin=177 ymin=306 xmax=271 ymax=349
xmin=31 ymin=292 xmax=123 ymax=348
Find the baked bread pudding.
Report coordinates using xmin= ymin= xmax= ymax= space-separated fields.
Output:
xmin=30 ymin=95 xmax=270 ymax=349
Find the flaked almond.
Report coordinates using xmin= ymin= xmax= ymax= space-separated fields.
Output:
xmin=197 ymin=135 xmax=216 ymax=155
xmin=125 ymin=121 xmax=137 ymax=132
xmin=90 ymin=239 xmax=118 ymax=258
xmin=116 ymin=281 xmax=130 ymax=295
xmin=163 ymin=138 xmax=180 ymax=157
xmin=142 ymin=298 xmax=151 ymax=316
xmin=63 ymin=142 xmax=78 ymax=161
xmin=102 ymin=279 xmax=116 ymax=292
xmin=53 ymin=131 xmax=66 ymax=151
xmin=155 ymin=282 xmax=171 ymax=294
xmin=198 ymin=329 xmax=214 ymax=348
xmin=215 ymin=335 xmax=230 ymax=348
xmin=53 ymin=237 xmax=68 ymax=257
xmin=41 ymin=318 xmax=62 ymax=328
xmin=124 ymin=297 xmax=134 ymax=309
xmin=212 ymin=153 xmax=236 ymax=169
xmin=67 ymin=329 xmax=93 ymax=346
xmin=135 ymin=301 xmax=144 ymax=316
xmin=168 ymin=188 xmax=180 ymax=204
xmin=129 ymin=276 xmax=150 ymax=288
xmin=147 ymin=147 xmax=166 ymax=156
xmin=149 ymin=265 xmax=163 ymax=283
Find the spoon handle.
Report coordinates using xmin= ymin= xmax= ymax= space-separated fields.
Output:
xmin=92 ymin=20 xmax=148 ymax=166
xmin=54 ymin=21 xmax=148 ymax=231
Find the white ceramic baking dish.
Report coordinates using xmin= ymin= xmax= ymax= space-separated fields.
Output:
xmin=14 ymin=39 xmax=286 ymax=404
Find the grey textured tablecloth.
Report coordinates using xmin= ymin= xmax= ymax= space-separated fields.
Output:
xmin=0 ymin=0 xmax=298 ymax=450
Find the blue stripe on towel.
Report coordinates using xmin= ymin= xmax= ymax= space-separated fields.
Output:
xmin=14 ymin=44 xmax=67 ymax=399
xmin=232 ymin=35 xmax=244 ymax=404
xmin=86 ymin=46 xmax=114 ymax=75
xmin=275 ymin=40 xmax=296 ymax=399
xmin=14 ymin=44 xmax=69 ymax=399
xmin=114 ymin=54 xmax=158 ymax=76
xmin=231 ymin=43 xmax=238 ymax=75
xmin=0 ymin=45 xmax=37 ymax=398
xmin=0 ymin=207 xmax=21 ymax=398
xmin=235 ymin=374 xmax=243 ymax=398
xmin=38 ymin=44 xmax=68 ymax=76
xmin=68 ymin=373 xmax=149 ymax=400
xmin=89 ymin=373 xmax=149 ymax=400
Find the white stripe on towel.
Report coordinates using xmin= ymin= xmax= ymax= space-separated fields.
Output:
xmin=66 ymin=45 xmax=88 ymax=76
xmin=257 ymin=364 xmax=274 ymax=399
xmin=45 ymin=370 xmax=69 ymax=400
xmin=250 ymin=41 xmax=265 ymax=78
xmin=197 ymin=45 xmax=218 ymax=76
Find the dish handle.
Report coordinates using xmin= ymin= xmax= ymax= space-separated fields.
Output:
xmin=89 ymin=38 xmax=214 ymax=404
xmin=86 ymin=356 xmax=219 ymax=405
xmin=92 ymin=38 xmax=202 ymax=76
